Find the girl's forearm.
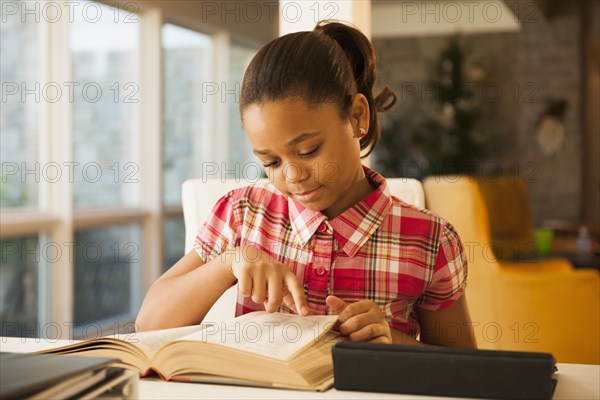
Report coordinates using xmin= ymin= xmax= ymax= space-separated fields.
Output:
xmin=135 ymin=252 xmax=236 ymax=331
xmin=390 ymin=327 xmax=424 ymax=346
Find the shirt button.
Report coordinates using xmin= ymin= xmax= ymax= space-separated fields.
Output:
xmin=318 ymin=223 xmax=327 ymax=233
xmin=316 ymin=267 xmax=326 ymax=276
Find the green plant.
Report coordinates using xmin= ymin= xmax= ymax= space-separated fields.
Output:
xmin=375 ymin=34 xmax=489 ymax=178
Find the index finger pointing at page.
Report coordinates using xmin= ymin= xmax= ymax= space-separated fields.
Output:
xmin=284 ymin=272 xmax=309 ymax=316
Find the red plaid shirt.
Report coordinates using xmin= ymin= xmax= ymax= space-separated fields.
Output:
xmin=194 ymin=166 xmax=467 ymax=338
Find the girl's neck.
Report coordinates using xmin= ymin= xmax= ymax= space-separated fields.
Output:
xmin=323 ymin=168 xmax=375 ymax=219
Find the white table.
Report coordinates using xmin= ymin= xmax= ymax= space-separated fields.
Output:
xmin=1 ymin=337 xmax=598 ymax=399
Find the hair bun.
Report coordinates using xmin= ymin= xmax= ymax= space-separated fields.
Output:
xmin=375 ymin=86 xmax=397 ymax=112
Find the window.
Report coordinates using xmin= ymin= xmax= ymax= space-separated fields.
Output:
xmin=162 ymin=23 xmax=212 ymax=206
xmin=70 ymin=0 xmax=139 ymax=208
xmin=0 ymin=235 xmax=44 ymax=337
xmin=227 ymin=42 xmax=261 ymax=180
xmin=68 ymin=1 xmax=142 ymax=331
xmin=1 ymin=2 xmax=40 ymax=209
xmin=162 ymin=217 xmax=186 ymax=272
xmin=73 ymin=224 xmax=141 ymax=326
xmin=1 ymin=2 xmax=45 ymax=338
xmin=161 ymin=24 xmax=214 ymax=270
xmin=1 ymin=1 xmax=145 ymax=338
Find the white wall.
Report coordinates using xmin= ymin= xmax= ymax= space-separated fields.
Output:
xmin=102 ymin=0 xmax=278 ymax=44
xmin=371 ymin=0 xmax=520 ymax=38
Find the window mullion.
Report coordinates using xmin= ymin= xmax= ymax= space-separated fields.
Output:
xmin=211 ymin=31 xmax=230 ymax=167
xmin=40 ymin=4 xmax=73 ymax=338
xmin=137 ymin=7 xmax=164 ymax=310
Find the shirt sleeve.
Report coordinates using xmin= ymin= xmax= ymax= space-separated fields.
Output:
xmin=418 ymin=222 xmax=468 ymax=311
xmin=193 ymin=191 xmax=241 ymax=263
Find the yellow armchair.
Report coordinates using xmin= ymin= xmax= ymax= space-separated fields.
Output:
xmin=476 ymin=176 xmax=536 ymax=261
xmin=423 ymin=176 xmax=600 ymax=364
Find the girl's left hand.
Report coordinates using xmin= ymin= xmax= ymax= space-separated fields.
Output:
xmin=326 ymin=295 xmax=392 ymax=344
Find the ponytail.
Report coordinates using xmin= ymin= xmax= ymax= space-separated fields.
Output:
xmin=240 ymin=20 xmax=396 ymax=158
xmin=315 ymin=21 xmax=397 ymax=156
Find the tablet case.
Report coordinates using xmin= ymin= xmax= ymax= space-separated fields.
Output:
xmin=332 ymin=342 xmax=557 ymax=399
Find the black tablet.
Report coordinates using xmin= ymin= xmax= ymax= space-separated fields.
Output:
xmin=332 ymin=342 xmax=557 ymax=399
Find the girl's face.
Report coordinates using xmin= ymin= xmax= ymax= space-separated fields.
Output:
xmin=242 ymin=96 xmax=373 ymax=219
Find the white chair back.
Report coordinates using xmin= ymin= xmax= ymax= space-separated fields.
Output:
xmin=182 ymin=179 xmax=268 ymax=254
xmin=387 ymin=178 xmax=425 ymax=210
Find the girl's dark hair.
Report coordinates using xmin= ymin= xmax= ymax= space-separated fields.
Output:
xmin=240 ymin=20 xmax=396 ymax=158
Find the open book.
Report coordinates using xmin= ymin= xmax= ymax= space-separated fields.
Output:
xmin=39 ymin=312 xmax=340 ymax=391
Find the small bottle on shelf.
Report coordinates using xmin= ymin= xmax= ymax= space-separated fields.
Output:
xmin=576 ymin=226 xmax=591 ymax=255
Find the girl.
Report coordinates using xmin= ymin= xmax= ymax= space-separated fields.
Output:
xmin=137 ymin=21 xmax=476 ymax=348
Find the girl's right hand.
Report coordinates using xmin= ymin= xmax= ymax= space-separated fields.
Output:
xmin=227 ymin=244 xmax=309 ymax=315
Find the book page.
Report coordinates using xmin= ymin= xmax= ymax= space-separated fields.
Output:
xmin=177 ymin=312 xmax=338 ymax=361
xmin=113 ymin=324 xmax=210 ymax=356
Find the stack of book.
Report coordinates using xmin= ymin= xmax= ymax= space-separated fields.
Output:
xmin=0 ymin=352 xmax=138 ymax=399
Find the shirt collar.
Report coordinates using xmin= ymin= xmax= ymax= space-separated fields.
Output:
xmin=288 ymin=165 xmax=392 ymax=257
